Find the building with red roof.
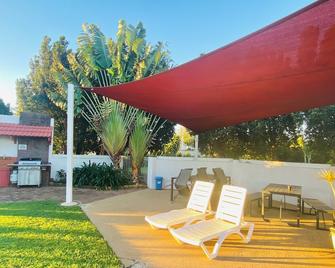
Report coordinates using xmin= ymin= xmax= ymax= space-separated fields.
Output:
xmin=0 ymin=113 xmax=54 ymax=163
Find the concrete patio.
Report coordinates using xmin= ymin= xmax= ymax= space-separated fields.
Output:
xmin=83 ymin=189 xmax=335 ymax=268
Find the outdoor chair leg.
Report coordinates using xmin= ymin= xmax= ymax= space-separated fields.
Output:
xmin=240 ymin=222 xmax=254 ymax=243
xmin=245 ymin=222 xmax=255 ymax=243
xmin=297 ymin=197 xmax=302 ymax=227
xmin=170 ymin=177 xmax=175 ymax=202
xmin=200 ymin=233 xmax=228 ymax=260
xmin=279 ymin=199 xmax=283 ymax=220
xmin=316 ymin=211 xmax=320 ymax=229
xmin=321 ymin=212 xmax=326 ymax=229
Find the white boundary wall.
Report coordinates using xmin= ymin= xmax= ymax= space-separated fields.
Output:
xmin=50 ymin=154 xmax=111 ymax=179
xmin=0 ymin=136 xmax=17 ymax=157
xmin=147 ymin=156 xmax=335 ymax=206
xmin=0 ymin=115 xmax=20 ymax=158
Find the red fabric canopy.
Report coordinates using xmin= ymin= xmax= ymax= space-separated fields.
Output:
xmin=90 ymin=0 xmax=335 ymax=132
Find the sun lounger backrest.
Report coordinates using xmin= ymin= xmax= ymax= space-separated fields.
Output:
xmin=187 ymin=181 xmax=215 ymax=213
xmin=215 ymin=185 xmax=247 ymax=225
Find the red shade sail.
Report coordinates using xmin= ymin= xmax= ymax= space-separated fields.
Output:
xmin=90 ymin=0 xmax=335 ymax=132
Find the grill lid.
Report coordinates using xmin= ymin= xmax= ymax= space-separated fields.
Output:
xmin=18 ymin=158 xmax=42 ymax=165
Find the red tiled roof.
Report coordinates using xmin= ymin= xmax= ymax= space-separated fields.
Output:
xmin=0 ymin=123 xmax=52 ymax=138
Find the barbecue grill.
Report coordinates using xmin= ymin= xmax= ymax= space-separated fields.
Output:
xmin=17 ymin=158 xmax=42 ymax=187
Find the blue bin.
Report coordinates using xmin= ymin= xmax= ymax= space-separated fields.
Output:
xmin=155 ymin=176 xmax=163 ymax=190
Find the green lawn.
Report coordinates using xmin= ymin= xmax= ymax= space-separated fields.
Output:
xmin=0 ymin=201 xmax=121 ymax=268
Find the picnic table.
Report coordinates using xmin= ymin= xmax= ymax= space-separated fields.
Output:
xmin=261 ymin=183 xmax=302 ymax=227
xmin=302 ymin=198 xmax=335 ymax=230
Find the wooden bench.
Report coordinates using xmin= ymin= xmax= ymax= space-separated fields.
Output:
xmin=247 ymin=192 xmax=288 ymax=219
xmin=247 ymin=192 xmax=271 ymax=216
xmin=302 ymin=198 xmax=335 ymax=230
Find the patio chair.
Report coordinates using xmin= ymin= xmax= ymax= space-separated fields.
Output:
xmin=169 ymin=168 xmax=193 ymax=201
xmin=210 ymin=168 xmax=231 ymax=210
xmin=169 ymin=185 xmax=254 ymax=259
xmin=212 ymin=168 xmax=231 ymax=185
xmin=190 ymin=167 xmax=215 ymax=185
xmin=145 ymin=181 xmax=215 ymax=229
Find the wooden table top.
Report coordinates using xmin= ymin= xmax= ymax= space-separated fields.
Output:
xmin=263 ymin=183 xmax=302 ymax=197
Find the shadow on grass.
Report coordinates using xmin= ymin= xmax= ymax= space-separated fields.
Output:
xmin=0 ymin=200 xmax=86 ymax=221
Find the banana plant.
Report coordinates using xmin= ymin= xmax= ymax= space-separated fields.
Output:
xmin=54 ymin=21 xmax=171 ymax=166
xmin=82 ymin=100 xmax=138 ymax=168
xmin=101 ymin=104 xmax=128 ymax=168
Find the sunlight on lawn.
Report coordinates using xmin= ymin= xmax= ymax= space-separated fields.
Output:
xmin=0 ymin=201 xmax=121 ymax=267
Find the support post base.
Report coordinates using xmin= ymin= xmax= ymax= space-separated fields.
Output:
xmin=61 ymin=201 xmax=78 ymax=207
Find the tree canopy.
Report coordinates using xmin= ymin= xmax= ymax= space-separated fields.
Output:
xmin=16 ymin=21 xmax=175 ymax=154
xmin=199 ymin=108 xmax=335 ymax=164
xmin=15 ymin=36 xmax=99 ymax=154
xmin=0 ymin=99 xmax=12 ymax=115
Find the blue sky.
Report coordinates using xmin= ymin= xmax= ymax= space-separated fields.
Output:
xmin=0 ymin=0 xmax=314 ymax=109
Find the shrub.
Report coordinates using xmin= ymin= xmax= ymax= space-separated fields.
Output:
xmin=183 ymin=151 xmax=192 ymax=157
xmin=73 ymin=161 xmax=132 ymax=190
xmin=163 ymin=134 xmax=181 ymax=156
xmin=55 ymin=169 xmax=66 ymax=183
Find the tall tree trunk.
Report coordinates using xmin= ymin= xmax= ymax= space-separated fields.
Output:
xmin=111 ymin=154 xmax=121 ymax=169
xmin=132 ymin=163 xmax=140 ymax=187
xmin=99 ymin=144 xmax=105 ymax=155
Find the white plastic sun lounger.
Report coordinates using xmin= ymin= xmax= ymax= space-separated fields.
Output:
xmin=145 ymin=181 xmax=215 ymax=229
xmin=169 ymin=185 xmax=254 ymax=259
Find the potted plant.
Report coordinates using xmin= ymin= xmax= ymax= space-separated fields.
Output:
xmin=320 ymin=169 xmax=335 ymax=249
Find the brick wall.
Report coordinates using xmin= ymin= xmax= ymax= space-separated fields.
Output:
xmin=0 ymin=157 xmax=16 ymax=168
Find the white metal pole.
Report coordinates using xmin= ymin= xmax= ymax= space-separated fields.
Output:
xmin=195 ymin=135 xmax=199 ymax=159
xmin=48 ymin=118 xmax=54 ymax=162
xmin=62 ymin=84 xmax=77 ymax=206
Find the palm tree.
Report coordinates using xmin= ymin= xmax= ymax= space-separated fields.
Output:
xmin=129 ymin=113 xmax=162 ymax=185
xmin=100 ymin=102 xmax=136 ymax=168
